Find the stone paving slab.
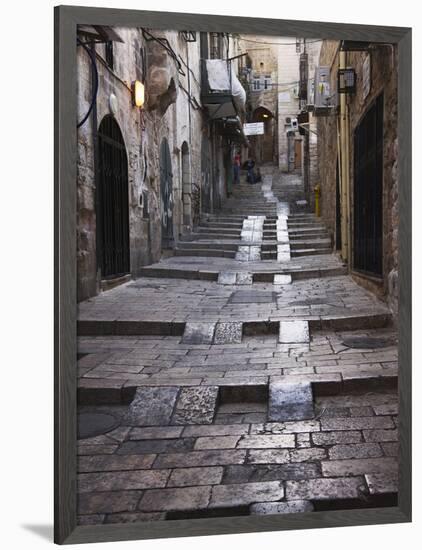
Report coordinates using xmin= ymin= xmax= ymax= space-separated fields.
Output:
xmin=182 ymin=323 xmax=216 ymax=344
xmin=268 ymin=381 xmax=314 ymax=421
xmin=279 ymin=321 xmax=310 ymax=343
xmin=124 ymin=387 xmax=179 ymax=426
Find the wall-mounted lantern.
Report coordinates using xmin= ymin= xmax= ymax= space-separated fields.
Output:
xmin=338 ymin=68 xmax=356 ymax=94
xmin=132 ymin=80 xmax=145 ymax=108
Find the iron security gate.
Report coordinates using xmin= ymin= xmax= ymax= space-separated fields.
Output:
xmin=160 ymin=138 xmax=174 ymax=246
xmin=97 ymin=115 xmax=130 ymax=279
xmin=353 ymin=93 xmax=383 ymax=276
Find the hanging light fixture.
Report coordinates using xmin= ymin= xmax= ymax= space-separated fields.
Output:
xmin=132 ymin=80 xmax=145 ymax=108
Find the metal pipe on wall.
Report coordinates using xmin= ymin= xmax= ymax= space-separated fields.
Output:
xmin=339 ymin=49 xmax=349 ymax=262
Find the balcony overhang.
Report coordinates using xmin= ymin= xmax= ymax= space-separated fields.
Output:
xmin=201 ymin=59 xmax=246 ymax=120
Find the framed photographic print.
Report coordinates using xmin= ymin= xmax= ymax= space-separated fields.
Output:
xmin=54 ymin=5 xmax=412 ymax=544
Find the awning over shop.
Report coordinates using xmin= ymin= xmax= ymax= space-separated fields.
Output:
xmin=202 ymin=60 xmax=246 ymax=120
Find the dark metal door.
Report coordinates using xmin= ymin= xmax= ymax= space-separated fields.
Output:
xmin=98 ymin=116 xmax=130 ymax=279
xmin=353 ymin=94 xmax=383 ymax=276
xmin=160 ymin=138 xmax=174 ymax=245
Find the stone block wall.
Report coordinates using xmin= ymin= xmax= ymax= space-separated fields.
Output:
xmin=317 ymin=41 xmax=399 ymax=317
xmin=77 ymin=28 xmax=205 ymax=302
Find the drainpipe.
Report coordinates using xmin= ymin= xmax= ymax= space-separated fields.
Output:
xmin=339 ymin=49 xmax=349 ymax=262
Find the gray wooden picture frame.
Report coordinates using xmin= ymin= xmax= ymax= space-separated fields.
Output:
xmin=54 ymin=5 xmax=412 ymax=544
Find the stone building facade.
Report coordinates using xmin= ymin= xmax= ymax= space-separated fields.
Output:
xmin=238 ymin=35 xmax=279 ymax=164
xmin=316 ymin=40 xmax=399 ymax=316
xmin=77 ymin=27 xmax=245 ymax=302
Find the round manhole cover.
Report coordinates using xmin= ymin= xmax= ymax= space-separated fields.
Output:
xmin=341 ymin=336 xmax=393 ymax=349
xmin=77 ymin=413 xmax=119 ymax=439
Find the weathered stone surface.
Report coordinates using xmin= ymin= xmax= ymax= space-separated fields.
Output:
xmin=117 ymin=438 xmax=195 ymax=455
xmin=183 ymin=424 xmax=249 ymax=437
xmin=139 ymin=486 xmax=211 ymax=511
xmin=223 ymin=463 xmax=319 ymax=484
xmin=213 ymin=322 xmax=243 ymax=344
xmin=321 ymin=416 xmax=395 ymax=431
xmin=78 ymin=454 xmax=156 ymax=473
xmin=373 ymin=403 xmax=398 ymax=416
xmin=381 ymin=442 xmax=399 ymax=457
xmin=328 ymin=443 xmax=382 ymax=460
xmin=172 ymin=386 xmax=219 ymax=425
xmin=312 ymin=431 xmax=362 ymax=446
xmin=365 ymin=472 xmax=398 ymax=495
xmin=268 ymin=381 xmax=314 ymax=422
xmin=363 ymin=429 xmax=398 ymax=442
xmin=129 ymin=426 xmax=183 ymax=440
xmin=285 ymin=477 xmax=365 ymax=501
xmin=210 ymin=481 xmax=284 ymax=508
xmin=182 ymin=322 xmax=216 ymax=344
xmin=274 ymin=274 xmax=292 ymax=285
xmin=168 ymin=466 xmax=224 ymax=487
xmin=78 ymin=470 xmax=169 ymax=493
xmin=237 ymin=434 xmax=295 ymax=449
xmin=250 ymin=500 xmax=314 ymax=515
xmin=289 ymin=448 xmax=327 ymax=462
xmin=279 ymin=321 xmax=309 ymax=343
xmin=194 ymin=435 xmax=241 ymax=450
xmin=77 ymin=444 xmax=119 ymax=456
xmin=250 ymin=420 xmax=320 ymax=434
xmin=236 ymin=272 xmax=253 ymax=285
xmin=218 ymin=271 xmax=237 ymax=285
xmin=124 ymin=386 xmax=179 ymax=426
xmin=247 ymin=449 xmax=290 ymax=464
xmin=229 ymin=290 xmax=275 ymax=304
xmin=78 ymin=491 xmax=142 ymax=514
xmin=154 ymin=449 xmax=247 ymax=468
xmin=321 ymin=457 xmax=397 ymax=477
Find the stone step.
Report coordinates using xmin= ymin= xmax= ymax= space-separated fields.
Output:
xmin=176 ymin=242 xmax=239 ymax=251
xmin=290 ymin=239 xmax=332 ymax=250
xmin=291 ymin=248 xmax=332 ymax=257
xmin=288 ymin=228 xmax=329 ymax=237
xmin=183 ymin=233 xmax=241 ymax=241
xmin=174 ymin=248 xmax=237 ymax=258
xmin=77 ymin=311 xmax=392 ymax=338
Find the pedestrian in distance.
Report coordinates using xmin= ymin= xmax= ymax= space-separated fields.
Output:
xmin=246 ymin=157 xmax=255 ymax=184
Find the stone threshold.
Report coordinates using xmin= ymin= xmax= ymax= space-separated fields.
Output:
xmin=77 ymin=312 xmax=392 ymax=337
xmin=137 ymin=265 xmax=348 ymax=283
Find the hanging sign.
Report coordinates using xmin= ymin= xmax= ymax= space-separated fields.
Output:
xmin=243 ymin=122 xmax=265 ymax=135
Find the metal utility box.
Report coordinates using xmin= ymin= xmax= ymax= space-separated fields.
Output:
xmin=314 ymin=66 xmax=337 ymax=116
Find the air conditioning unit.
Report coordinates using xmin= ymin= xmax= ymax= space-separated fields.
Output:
xmin=285 ymin=117 xmax=298 ymax=133
xmin=314 ymin=66 xmax=337 ymax=116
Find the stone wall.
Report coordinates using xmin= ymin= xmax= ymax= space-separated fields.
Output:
xmin=317 ymin=41 xmax=398 ymax=316
xmin=77 ymin=28 xmax=205 ymax=301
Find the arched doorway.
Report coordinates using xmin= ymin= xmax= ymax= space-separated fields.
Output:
xmin=160 ymin=138 xmax=174 ymax=246
xmin=97 ymin=115 xmax=130 ymax=279
xmin=181 ymin=142 xmax=192 ymax=229
xmin=251 ymin=106 xmax=276 ymax=163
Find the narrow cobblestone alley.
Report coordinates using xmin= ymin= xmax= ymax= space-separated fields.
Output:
xmin=76 ymin=166 xmax=398 ymax=525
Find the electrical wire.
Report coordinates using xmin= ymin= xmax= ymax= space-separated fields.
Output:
xmin=236 ymin=36 xmax=323 ymax=46
xmin=77 ymin=39 xmax=99 ymax=128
